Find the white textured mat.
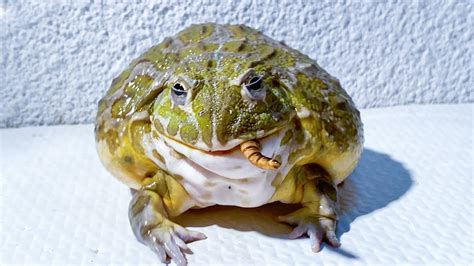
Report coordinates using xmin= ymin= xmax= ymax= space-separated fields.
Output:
xmin=1 ymin=104 xmax=473 ymax=265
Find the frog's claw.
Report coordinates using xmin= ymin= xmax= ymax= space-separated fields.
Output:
xmin=279 ymin=213 xmax=340 ymax=252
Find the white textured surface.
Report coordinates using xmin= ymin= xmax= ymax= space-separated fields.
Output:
xmin=1 ymin=1 xmax=473 ymax=128
xmin=1 ymin=104 xmax=473 ymax=264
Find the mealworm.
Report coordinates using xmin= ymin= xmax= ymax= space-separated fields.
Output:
xmin=240 ymin=140 xmax=281 ymax=170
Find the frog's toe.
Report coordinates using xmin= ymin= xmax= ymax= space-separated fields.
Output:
xmin=147 ymin=227 xmax=185 ymax=265
xmin=287 ymin=222 xmax=340 ymax=252
xmin=325 ymin=230 xmax=341 ymax=248
xmin=173 ymin=224 xmax=207 ymax=243
xmin=307 ymin=225 xmax=325 ymax=252
xmin=146 ymin=224 xmax=206 ymax=266
xmin=149 ymin=238 xmax=167 ymax=263
xmin=287 ymin=223 xmax=325 ymax=252
xmin=280 ymin=214 xmax=340 ymax=252
xmin=309 ymin=227 xmax=340 ymax=252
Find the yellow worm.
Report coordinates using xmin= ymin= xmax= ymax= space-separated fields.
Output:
xmin=240 ymin=140 xmax=281 ymax=170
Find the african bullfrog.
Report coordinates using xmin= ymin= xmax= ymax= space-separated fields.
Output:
xmin=95 ymin=23 xmax=363 ymax=265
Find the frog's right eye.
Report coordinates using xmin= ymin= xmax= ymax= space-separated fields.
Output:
xmin=245 ymin=76 xmax=263 ymax=91
xmin=172 ymin=83 xmax=187 ymax=105
xmin=242 ymin=74 xmax=266 ymax=101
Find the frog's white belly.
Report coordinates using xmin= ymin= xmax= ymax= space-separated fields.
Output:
xmin=146 ymin=129 xmax=293 ymax=208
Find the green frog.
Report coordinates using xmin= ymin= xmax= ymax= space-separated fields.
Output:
xmin=95 ymin=23 xmax=363 ymax=265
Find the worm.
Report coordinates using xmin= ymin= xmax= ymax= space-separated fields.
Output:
xmin=240 ymin=140 xmax=281 ymax=170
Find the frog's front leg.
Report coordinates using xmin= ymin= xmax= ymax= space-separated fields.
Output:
xmin=278 ymin=166 xmax=341 ymax=252
xmin=129 ymin=170 xmax=206 ymax=265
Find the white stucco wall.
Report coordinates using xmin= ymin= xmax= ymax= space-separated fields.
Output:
xmin=1 ymin=1 xmax=472 ymax=127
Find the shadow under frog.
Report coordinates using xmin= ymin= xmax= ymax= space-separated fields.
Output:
xmin=173 ymin=148 xmax=413 ymax=258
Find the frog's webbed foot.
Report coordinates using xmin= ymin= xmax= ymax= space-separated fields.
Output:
xmin=278 ymin=210 xmax=340 ymax=252
xmin=129 ymin=190 xmax=206 ymax=265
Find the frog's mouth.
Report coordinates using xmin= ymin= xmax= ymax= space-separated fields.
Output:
xmin=158 ymin=127 xmax=288 ymax=173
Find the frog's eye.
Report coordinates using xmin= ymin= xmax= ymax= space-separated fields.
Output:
xmin=245 ymin=76 xmax=263 ymax=91
xmin=242 ymin=75 xmax=265 ymax=100
xmin=173 ymin=83 xmax=186 ymax=96
xmin=172 ymin=83 xmax=187 ymax=105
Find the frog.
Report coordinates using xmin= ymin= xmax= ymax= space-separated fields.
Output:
xmin=95 ymin=23 xmax=363 ymax=265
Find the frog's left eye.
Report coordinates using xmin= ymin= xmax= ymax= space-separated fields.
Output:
xmin=172 ymin=83 xmax=188 ymax=105
xmin=173 ymin=83 xmax=186 ymax=96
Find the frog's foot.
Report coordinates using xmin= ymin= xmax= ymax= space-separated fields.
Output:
xmin=278 ymin=210 xmax=340 ymax=252
xmin=143 ymin=220 xmax=207 ymax=265
xmin=129 ymin=189 xmax=206 ymax=265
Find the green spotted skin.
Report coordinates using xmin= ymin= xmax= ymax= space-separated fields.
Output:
xmin=95 ymin=23 xmax=363 ymax=196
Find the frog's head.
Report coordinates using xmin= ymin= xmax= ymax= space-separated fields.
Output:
xmin=151 ymin=61 xmax=296 ymax=169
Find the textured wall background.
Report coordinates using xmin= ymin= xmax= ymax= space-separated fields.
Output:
xmin=1 ymin=1 xmax=472 ymax=128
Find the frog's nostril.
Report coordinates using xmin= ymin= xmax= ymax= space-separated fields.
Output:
xmin=240 ymin=140 xmax=281 ymax=170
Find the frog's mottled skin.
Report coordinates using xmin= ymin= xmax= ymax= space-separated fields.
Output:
xmin=95 ymin=23 xmax=363 ymax=265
